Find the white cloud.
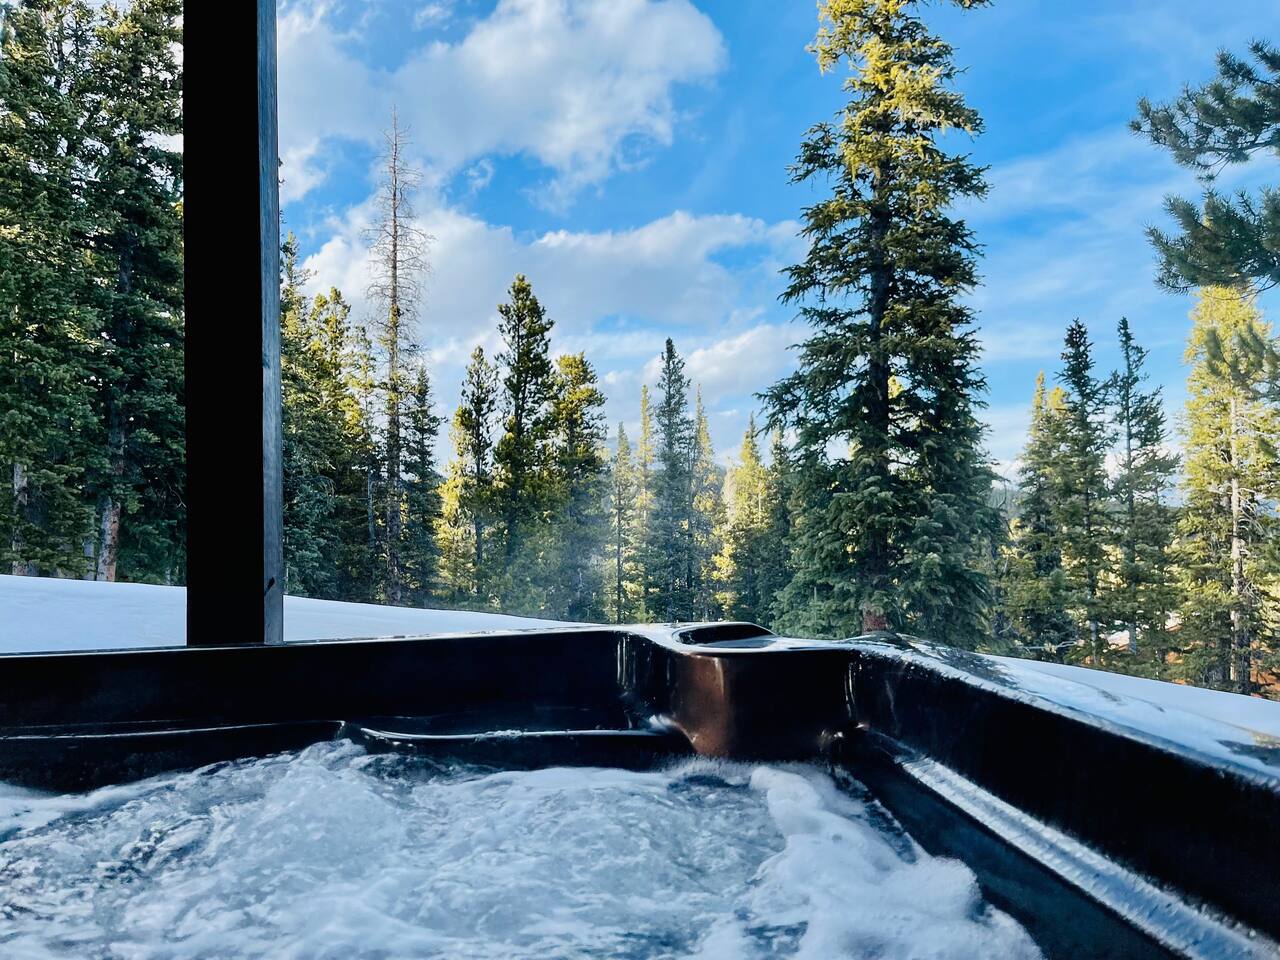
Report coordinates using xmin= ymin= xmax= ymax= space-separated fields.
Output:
xmin=412 ymin=2 xmax=455 ymax=29
xmin=302 ymin=201 xmax=797 ymax=455
xmin=277 ymin=0 xmax=726 ymax=205
xmin=280 ymin=142 xmax=329 ymax=205
xmin=683 ymin=323 xmax=795 ymax=398
xmin=304 ymin=205 xmax=794 ymax=339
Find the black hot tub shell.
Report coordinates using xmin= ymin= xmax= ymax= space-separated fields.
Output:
xmin=0 ymin=623 xmax=1276 ymax=959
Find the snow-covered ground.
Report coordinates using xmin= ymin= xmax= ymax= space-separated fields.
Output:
xmin=0 ymin=574 xmax=570 ymax=654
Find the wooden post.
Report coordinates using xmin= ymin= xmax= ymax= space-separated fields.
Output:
xmin=185 ymin=0 xmax=283 ymax=646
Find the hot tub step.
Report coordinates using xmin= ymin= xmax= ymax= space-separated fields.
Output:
xmin=345 ymin=721 xmax=691 ymax=770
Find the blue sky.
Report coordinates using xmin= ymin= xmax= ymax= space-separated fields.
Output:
xmin=277 ymin=0 xmax=1278 ymax=472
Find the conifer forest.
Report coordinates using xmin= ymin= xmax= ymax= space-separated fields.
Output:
xmin=3 ymin=0 xmax=1279 ymax=698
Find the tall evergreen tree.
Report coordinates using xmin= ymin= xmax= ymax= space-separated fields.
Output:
xmin=281 ymin=237 xmax=334 ymax=596
xmin=764 ymin=0 xmax=998 ymax=644
xmin=279 ymin=235 xmax=376 ymax=601
xmin=1178 ymin=289 xmax=1280 ymax=693
xmin=82 ymin=0 xmax=184 ymax=583
xmin=756 ymin=429 xmax=795 ymax=629
xmin=344 ymin=315 xmax=383 ymax=600
xmin=1056 ymin=320 xmax=1114 ymax=663
xmin=714 ymin=416 xmax=771 ymax=623
xmin=545 ymin=353 xmax=607 ymax=621
xmin=690 ymin=389 xmax=724 ymax=620
xmin=403 ymin=364 xmax=443 ymax=605
xmin=436 ymin=347 xmax=499 ymax=608
xmin=983 ymin=480 xmax=1018 ymax=653
xmin=634 ymin=384 xmax=656 ymax=619
xmin=1110 ymin=318 xmax=1179 ymax=664
xmin=493 ymin=274 xmax=556 ymax=612
xmin=1001 ymin=373 xmax=1076 ymax=657
xmin=1132 ymin=42 xmax=1280 ymax=293
xmin=314 ymin=289 xmax=379 ymax=602
xmin=366 ymin=109 xmax=429 ymax=604
xmin=606 ymin=422 xmax=641 ymax=624
xmin=647 ymin=339 xmax=695 ymax=621
xmin=0 ymin=0 xmax=99 ymax=577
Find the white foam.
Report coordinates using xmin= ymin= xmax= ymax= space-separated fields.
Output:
xmin=0 ymin=744 xmax=1040 ymax=959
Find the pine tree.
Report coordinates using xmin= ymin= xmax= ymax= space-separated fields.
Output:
xmin=313 ymin=291 xmax=380 ymax=602
xmin=1056 ymin=320 xmax=1114 ymax=664
xmin=545 ymin=353 xmax=607 ymax=621
xmin=281 ymin=236 xmax=334 ymax=596
xmin=1001 ymin=374 xmax=1076 ymax=657
xmin=342 ymin=315 xmax=383 ymax=601
xmin=634 ymin=384 xmax=656 ymax=619
xmin=436 ymin=347 xmax=499 ymax=608
xmin=279 ymin=233 xmax=378 ymax=602
xmin=691 ymin=389 xmax=724 ymax=620
xmin=0 ymin=1 xmax=99 ymax=577
xmin=402 ymin=364 xmax=443 ymax=605
xmin=764 ymin=0 xmax=998 ymax=643
xmin=82 ymin=0 xmax=184 ymax=583
xmin=1132 ymin=42 xmax=1280 ymax=292
xmin=1178 ymin=289 xmax=1280 ymax=693
xmin=984 ymin=480 xmax=1018 ymax=653
xmin=756 ymin=429 xmax=795 ymax=629
xmin=366 ymin=109 xmax=429 ymax=604
xmin=606 ymin=422 xmax=641 ymax=623
xmin=647 ymin=339 xmax=695 ymax=621
xmin=1110 ymin=319 xmax=1179 ymax=666
xmin=493 ymin=274 xmax=556 ymax=612
xmin=714 ymin=415 xmax=771 ymax=623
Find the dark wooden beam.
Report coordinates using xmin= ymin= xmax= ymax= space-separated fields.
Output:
xmin=184 ymin=0 xmax=283 ymax=645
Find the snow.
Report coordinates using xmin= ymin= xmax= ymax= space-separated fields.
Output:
xmin=0 ymin=575 xmax=570 ymax=654
xmin=0 ymin=744 xmax=1041 ymax=959
xmin=877 ymin=641 xmax=1280 ymax=781
xmin=991 ymin=654 xmax=1280 ymax=741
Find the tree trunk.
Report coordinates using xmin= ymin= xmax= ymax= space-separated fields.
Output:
xmin=94 ymin=402 xmax=123 ymax=583
xmin=10 ymin=463 xmax=37 ymax=576
xmin=1083 ymin=485 xmax=1101 ymax=666
xmin=384 ymin=315 xmax=402 ymax=603
xmin=94 ymin=494 xmax=122 ymax=581
xmin=366 ymin=463 xmax=377 ymax=567
xmin=82 ymin=529 xmax=98 ymax=580
xmin=381 ymin=116 xmax=406 ymax=605
xmin=1123 ymin=396 xmax=1137 ymax=654
xmin=862 ymin=186 xmax=892 ymax=634
xmin=96 ymin=231 xmax=136 ymax=585
xmin=615 ymin=505 xmax=623 ymax=624
xmin=472 ymin=516 xmax=484 ymax=601
xmin=1228 ymin=395 xmax=1250 ymax=694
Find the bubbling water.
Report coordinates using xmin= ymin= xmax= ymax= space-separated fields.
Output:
xmin=0 ymin=742 xmax=1040 ymax=959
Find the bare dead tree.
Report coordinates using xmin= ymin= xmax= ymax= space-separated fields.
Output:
xmin=365 ymin=108 xmax=432 ymax=603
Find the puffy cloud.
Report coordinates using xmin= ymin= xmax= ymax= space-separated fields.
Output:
xmin=277 ymin=0 xmax=725 ymax=205
xmin=682 ymin=323 xmax=795 ymax=398
xmin=301 ymin=202 xmax=799 ymax=454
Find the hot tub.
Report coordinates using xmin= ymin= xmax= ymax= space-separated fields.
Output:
xmin=1 ymin=622 xmax=1276 ymax=959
